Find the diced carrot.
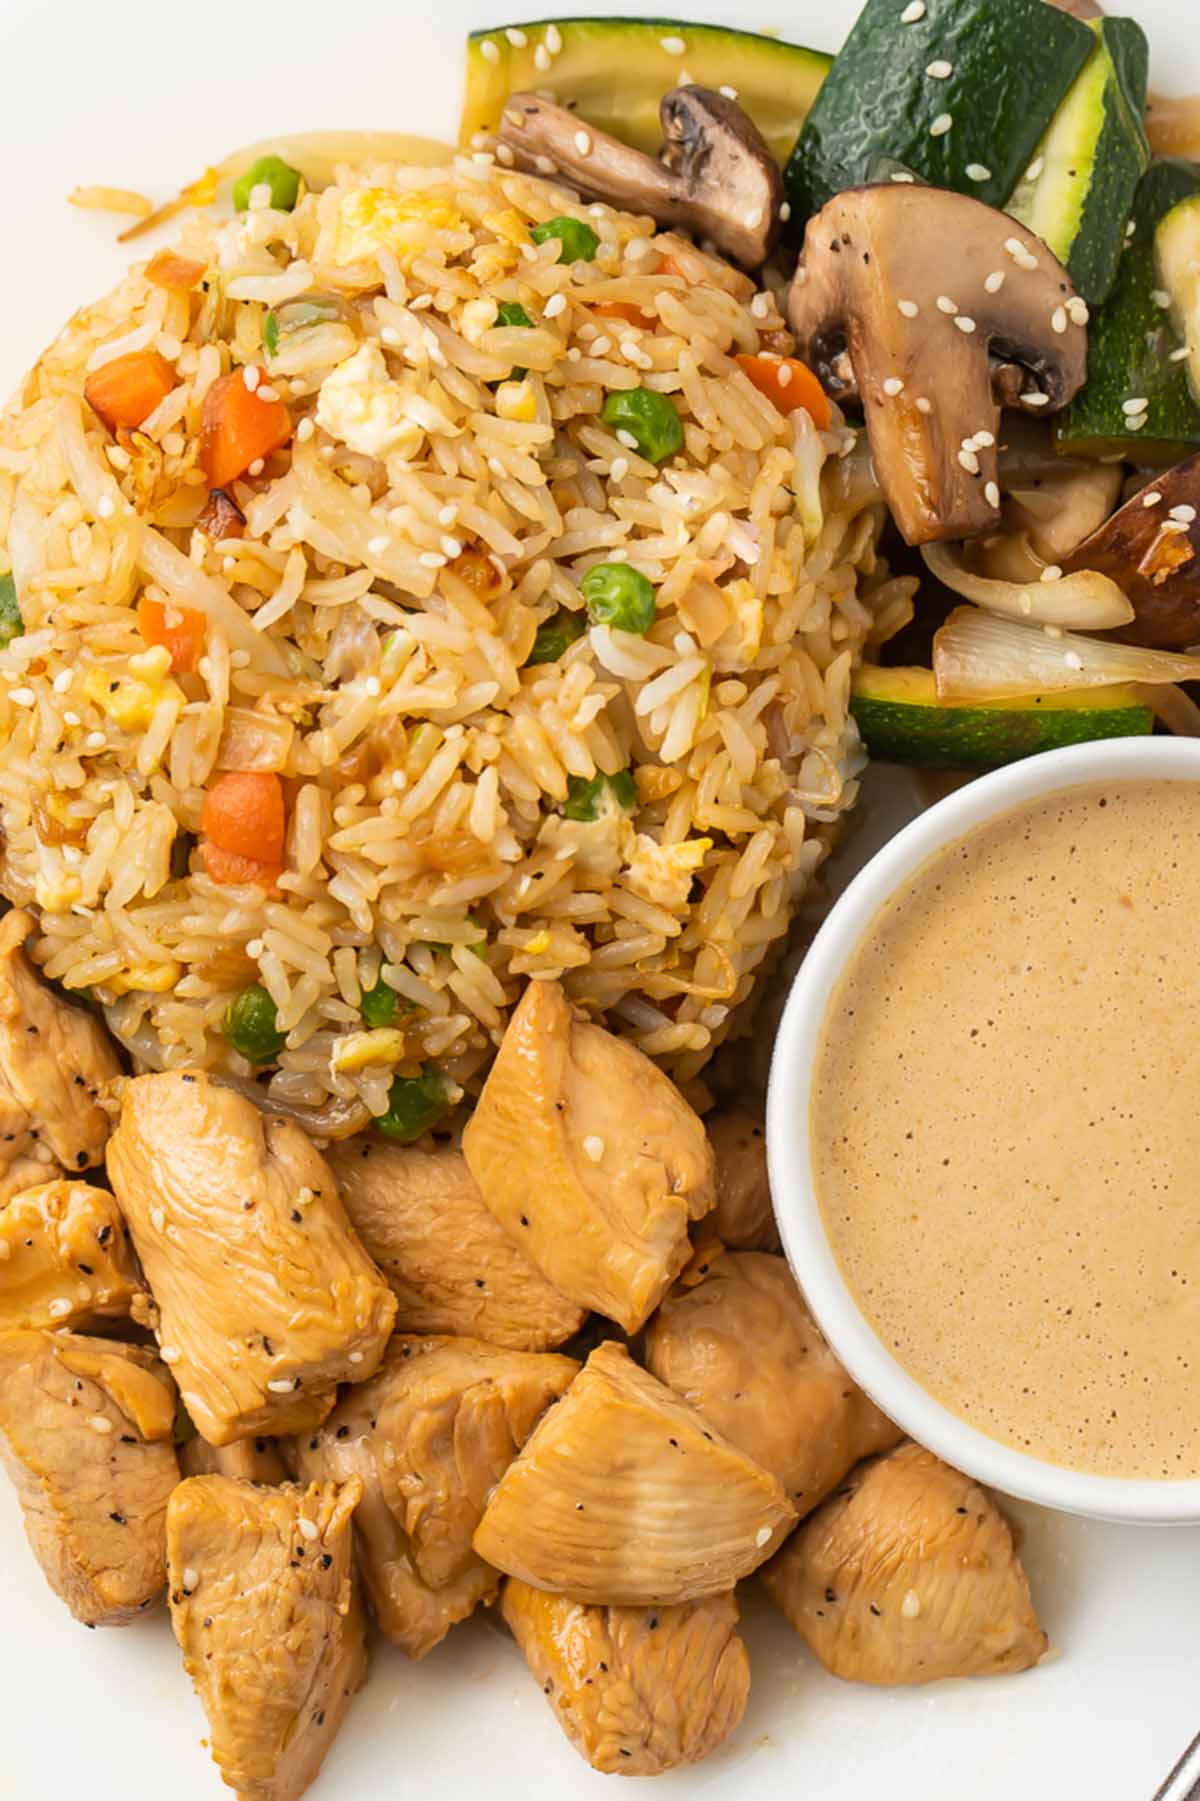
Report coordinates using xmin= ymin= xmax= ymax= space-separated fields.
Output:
xmin=202 ymin=842 xmax=283 ymax=890
xmin=137 ymin=595 xmax=207 ymax=674
xmin=84 ymin=349 xmax=176 ymax=432
xmin=199 ymin=367 xmax=291 ymax=489
xmin=735 ymin=353 xmax=832 ymax=430
xmin=593 ymin=299 xmax=653 ymax=327
xmin=201 ymin=770 xmax=286 ymax=863
xmin=144 ymin=250 xmax=207 ymax=292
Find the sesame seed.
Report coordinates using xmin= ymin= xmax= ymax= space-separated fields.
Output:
xmin=1129 ymin=414 xmax=1149 ymax=431
xmin=8 ymin=688 xmax=34 ymax=707
xmin=419 ymin=552 xmax=447 ymax=569
xmin=615 ymin=428 xmax=639 ymax=451
xmin=591 ymin=335 xmax=612 ymax=357
xmin=247 ymin=458 xmax=264 ymax=477
xmin=882 ymin=377 xmax=904 ymax=396
xmin=1170 ymin=345 xmax=1192 ymax=362
xmin=984 ymin=480 xmax=1001 ymax=508
xmin=1040 ymin=564 xmax=1063 ymax=583
xmin=929 ymin=113 xmax=953 ymax=137
xmin=533 ymin=155 xmax=556 ymax=176
xmin=719 ymin=85 xmax=739 ymax=100
xmin=533 ymin=42 xmax=552 ymax=71
xmin=63 ymin=711 xmax=80 ymax=727
xmin=1121 ymin=397 xmax=1149 ymax=415
xmin=582 ymin=1135 xmax=605 ymax=1162
xmin=610 ymin=456 xmax=629 ymax=481
xmin=89 ymin=1415 xmax=114 ymax=1436
xmin=1141 ymin=491 xmax=1163 ymax=508
xmin=1025 ymin=157 xmax=1044 ymax=183
xmin=984 ymin=270 xmax=1006 ymax=294
xmin=955 ymin=315 xmax=977 ymax=334
xmin=574 ymin=129 xmax=592 ymax=156
xmin=543 ymin=292 xmax=567 ymax=318
xmin=890 ymin=171 xmax=916 ymax=183
xmin=755 ymin=1526 xmax=773 ymax=1547
xmin=915 ymin=396 xmax=932 ymax=414
xmin=441 ymin=535 xmax=463 ymax=558
xmin=958 ymin=448 xmax=980 ymax=474
xmin=297 ymin=1517 xmax=319 ymax=1542
xmin=349 ymin=1351 xmax=364 ymax=1364
xmin=267 ymin=1377 xmax=298 ymax=1393
xmin=779 ymin=200 xmax=792 ymax=222
xmin=243 ymin=365 xmax=261 ymax=392
xmin=96 ymin=494 xmax=116 ymax=520
xmin=936 ymin=295 xmax=958 ymax=314
xmin=1051 ymin=306 xmax=1068 ymax=334
xmin=545 ymin=24 xmax=562 ymax=52
xmin=495 ymin=142 xmax=515 ymax=167
xmin=150 ymin=1209 xmax=165 ymax=1232
xmin=965 ymin=163 xmax=992 ymax=183
xmin=364 ymin=676 xmax=381 ymax=697
xmin=1004 ymin=237 xmax=1028 ymax=261
xmin=366 ymin=534 xmax=389 ymax=555
xmin=295 ymin=417 xmax=314 ymax=442
xmin=47 ymin=1298 xmax=72 ymax=1318
xmin=897 ymin=299 xmax=920 ymax=318
xmin=84 ymin=729 xmax=106 ymax=750
xmin=183 ymin=1568 xmax=199 ymax=1590
xmin=1021 ymin=392 xmax=1050 ymax=407
xmin=504 ymin=26 xmax=526 ymax=45
xmin=926 ymin=59 xmax=953 ymax=78
xmin=1170 ymin=504 xmax=1197 ymax=524
xmin=1066 ymin=297 xmax=1089 ymax=325
xmin=479 ymin=37 xmax=499 ymax=62
xmin=901 ymin=1590 xmax=922 ymax=1619
xmin=901 ymin=0 xmax=926 ymax=20
xmin=1064 ymin=651 xmax=1084 ymax=670
xmin=437 ymin=503 xmax=459 ymax=526
xmin=750 ymin=292 xmax=771 ymax=319
xmin=659 ymin=34 xmax=686 ymax=54
xmin=159 ymin=1345 xmax=181 ymax=1364
xmin=1152 ymin=288 xmax=1172 ymax=308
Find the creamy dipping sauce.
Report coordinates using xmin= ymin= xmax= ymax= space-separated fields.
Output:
xmin=812 ymin=779 xmax=1200 ymax=1481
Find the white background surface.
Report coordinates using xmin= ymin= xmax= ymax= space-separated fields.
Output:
xmin=0 ymin=3 xmax=1197 ymax=1798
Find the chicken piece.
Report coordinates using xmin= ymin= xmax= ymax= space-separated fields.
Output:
xmin=462 ymin=980 xmax=715 ymax=1333
xmin=0 ymin=1178 xmax=144 ymax=1332
xmin=0 ymin=1154 xmax=65 ymax=1204
xmin=326 ymin=1141 xmax=586 ymax=1351
xmin=168 ymin=1475 xmax=367 ymax=1801
xmin=762 ymin=1441 xmax=1048 ymax=1685
xmin=473 ymin=1340 xmax=794 ymax=1604
xmin=707 ymin=1108 xmax=780 ymax=1252
xmin=645 ymin=1253 xmax=900 ymax=1516
xmin=0 ymin=1327 xmax=179 ymax=1624
xmin=0 ymin=910 xmax=121 ymax=1177
xmin=297 ymin=1334 xmax=578 ymax=1657
xmin=502 ymin=1579 xmax=750 ymax=1776
xmin=106 ymin=1071 xmax=396 ymax=1445
xmin=181 ymin=1432 xmax=288 ymax=1485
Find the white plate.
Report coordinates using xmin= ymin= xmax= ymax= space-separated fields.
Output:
xmin=0 ymin=4 xmax=1197 ymax=1798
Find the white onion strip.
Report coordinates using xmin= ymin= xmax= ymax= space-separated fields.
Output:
xmin=922 ymin=542 xmax=1134 ymax=630
xmin=933 ymin=607 xmax=1200 ymax=700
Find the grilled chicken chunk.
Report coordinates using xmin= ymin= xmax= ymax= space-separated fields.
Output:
xmin=0 ymin=1178 xmax=143 ymax=1332
xmin=181 ymin=1433 xmax=288 ymax=1485
xmin=168 ymin=1475 xmax=367 ymax=1801
xmin=0 ymin=1328 xmax=178 ymax=1624
xmin=298 ymin=1334 xmax=578 ymax=1657
xmin=0 ymin=1155 xmax=65 ymax=1205
xmin=645 ymin=1253 xmax=900 ymax=1516
xmin=762 ymin=1441 xmax=1048 ymax=1684
xmin=0 ymin=910 xmax=121 ymax=1177
xmin=707 ymin=1109 xmax=779 ymax=1252
xmin=326 ymin=1142 xmax=585 ymax=1351
xmin=474 ymin=1340 xmax=794 ymax=1605
xmin=502 ymin=1579 xmax=750 ymax=1775
xmin=107 ymin=1072 xmax=396 ymax=1445
xmin=462 ymin=980 xmax=715 ymax=1333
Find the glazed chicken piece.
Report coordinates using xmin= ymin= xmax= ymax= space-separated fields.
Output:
xmin=462 ymin=979 xmax=715 ymax=1333
xmin=326 ymin=1142 xmax=586 ymax=1351
xmin=0 ymin=1178 xmax=143 ymax=1332
xmin=762 ymin=1441 xmax=1048 ymax=1684
xmin=106 ymin=1071 xmax=396 ymax=1445
xmin=502 ymin=1579 xmax=750 ymax=1776
xmin=168 ymin=1475 xmax=367 ymax=1801
xmin=706 ymin=1109 xmax=780 ymax=1252
xmin=645 ymin=1253 xmax=901 ymax=1516
xmin=0 ymin=1327 xmax=179 ymax=1625
xmin=181 ymin=1433 xmax=288 ymax=1485
xmin=0 ymin=1154 xmax=65 ymax=1205
xmin=297 ymin=1334 xmax=578 ymax=1658
xmin=473 ymin=1340 xmax=794 ymax=1605
xmin=0 ymin=909 xmax=121 ymax=1178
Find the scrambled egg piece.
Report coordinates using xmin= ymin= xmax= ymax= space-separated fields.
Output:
xmin=108 ymin=961 xmax=182 ymax=996
xmin=316 ymin=342 xmax=420 ymax=460
xmin=712 ymin=579 xmax=763 ymax=672
xmin=82 ymin=663 xmax=182 ymax=734
xmin=624 ymin=834 xmax=712 ymax=913
xmin=335 ymin=187 xmax=466 ymax=266
xmin=331 ymin=1028 xmax=408 ymax=1074
xmin=494 ymin=378 xmax=537 ymax=424
xmin=35 ymin=868 xmax=82 ymax=916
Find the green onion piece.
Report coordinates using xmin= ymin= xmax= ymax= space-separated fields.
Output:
xmin=232 ymin=155 xmax=301 ymax=214
xmin=360 ymin=975 xmax=399 ymax=1029
xmin=563 ymin=768 xmax=637 ymax=822
xmin=530 ymin=215 xmax=600 ymax=263
xmin=496 ymin=301 xmax=534 ymax=329
xmin=263 ymin=312 xmax=280 ymax=356
xmin=525 ymin=610 xmax=586 ymax=666
xmin=222 ymin=984 xmax=287 ymax=1064
xmin=600 ymin=387 xmax=684 ymax=464
xmin=376 ymin=1066 xmax=452 ymax=1142
xmin=0 ymin=573 xmax=23 ymax=649
xmin=580 ymin=562 xmax=657 ymax=635
xmin=426 ymin=914 xmax=487 ymax=959
xmin=262 ymin=293 xmax=352 ymax=360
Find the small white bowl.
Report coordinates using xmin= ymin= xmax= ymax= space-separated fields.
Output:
xmin=767 ymin=734 xmax=1200 ymax=1525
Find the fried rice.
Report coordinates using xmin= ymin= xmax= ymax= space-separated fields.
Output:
xmin=0 ymin=145 xmax=911 ymax=1137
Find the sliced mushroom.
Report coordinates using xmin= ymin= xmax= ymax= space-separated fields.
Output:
xmin=1062 ymin=454 xmax=1200 ymax=647
xmin=787 ymin=186 xmax=1088 ymax=545
xmin=497 ymin=87 xmax=782 ymax=269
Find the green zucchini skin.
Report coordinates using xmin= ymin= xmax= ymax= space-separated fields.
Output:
xmin=1006 ymin=17 xmax=1149 ymax=307
xmin=783 ymin=0 xmax=1093 ymax=225
xmin=851 ymin=691 xmax=1154 ymax=768
xmin=1057 ymin=159 xmax=1200 ymax=461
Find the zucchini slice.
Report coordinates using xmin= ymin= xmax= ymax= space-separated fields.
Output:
xmin=850 ymin=666 xmax=1153 ymax=768
xmin=1006 ymin=17 xmax=1150 ymax=307
xmin=460 ymin=19 xmax=830 ymax=167
xmin=1057 ymin=159 xmax=1200 ymax=461
xmin=1155 ymin=192 xmax=1200 ymax=405
xmin=783 ymin=0 xmax=1094 ymax=223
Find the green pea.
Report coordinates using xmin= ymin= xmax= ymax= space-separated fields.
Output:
xmin=376 ymin=1066 xmax=452 ymax=1142
xmin=223 ymin=984 xmax=287 ymax=1064
xmin=600 ymin=387 xmax=684 ymax=464
xmin=530 ymin=215 xmax=600 ymax=263
xmin=563 ymin=768 xmax=637 ymax=822
xmin=496 ymin=301 xmax=534 ymax=329
xmin=360 ymin=975 xmax=399 ymax=1029
xmin=580 ymin=561 xmax=656 ymax=635
xmin=233 ymin=155 xmax=302 ymax=214
xmin=525 ymin=610 xmax=586 ymax=666
xmin=263 ymin=292 xmax=351 ymax=358
xmin=0 ymin=574 xmax=23 ymax=649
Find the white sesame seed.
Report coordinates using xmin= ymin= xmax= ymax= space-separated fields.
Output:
xmin=8 ymin=688 xmax=34 ymax=707
xmin=984 ymin=480 xmax=1001 ymax=508
xmin=419 ymin=551 xmax=447 ymax=569
xmin=955 ymin=315 xmax=977 ymax=334
xmin=1066 ymin=297 xmax=1089 ymax=326
xmin=267 ymin=1377 xmax=298 ymax=1394
xmin=52 ymin=669 xmax=72 ymax=694
xmin=151 ymin=1208 xmax=165 ymax=1232
xmin=1152 ymin=288 xmax=1172 ymax=308
xmin=610 ymin=456 xmax=629 ymax=481
xmin=1051 ymin=306 xmax=1068 ymax=335
xmin=495 ymin=142 xmax=515 ymax=167
xmin=437 ymin=504 xmax=459 ymax=527
xmin=532 ymin=155 xmax=555 ymax=178
xmin=349 ymin=1351 xmax=364 ymax=1364
xmin=242 ymin=365 xmax=260 ymax=392
xmin=615 ymin=428 xmax=639 ymax=451
xmin=1162 ymin=517 xmax=1189 ymax=534
xmin=84 ymin=730 xmax=106 ymax=750
xmin=901 ymin=0 xmax=926 ymax=19
xmin=582 ymin=1134 xmax=605 ymax=1162
xmin=1040 ymin=564 xmax=1063 ymax=583
xmin=182 ymin=1567 xmax=199 ymax=1590
xmin=659 ymin=33 xmax=686 ymax=54
xmin=295 ymin=417 xmax=314 ymax=442
xmin=1170 ymin=345 xmax=1192 ymax=362
xmin=929 ymin=113 xmax=953 ymax=137
xmin=63 ymin=711 xmax=80 ymax=727
xmin=1121 ymin=397 xmax=1149 ymax=415
xmin=915 ymin=396 xmax=932 ymax=414
xmin=1021 ymin=391 xmax=1050 ymax=407
xmin=297 ymin=1517 xmax=320 ymax=1542
xmin=779 ymin=200 xmax=792 ymax=222
xmin=901 ymin=1589 xmax=922 ymax=1619
xmin=543 ymin=292 xmax=567 ymax=319
xmin=1004 ymin=237 xmax=1027 ymax=261
xmin=247 ymin=458 xmax=265 ymax=477
xmin=441 ymin=535 xmax=463 ymax=558
xmin=88 ymin=1414 xmax=113 ymax=1436
xmin=366 ymin=535 xmax=390 ymax=555
xmin=926 ymin=59 xmax=953 ymax=78
xmin=882 ymin=377 xmax=905 ymax=396
xmin=1064 ymin=650 xmax=1084 ymax=670
xmin=984 ymin=270 xmax=1006 ymax=294
xmin=479 ymin=36 xmax=499 ymax=62
xmin=890 ymin=171 xmax=916 ymax=183
xmin=574 ymin=129 xmax=592 ymax=156
xmin=755 ymin=1526 xmax=773 ymax=1547
xmin=95 ymin=494 xmax=117 ymax=521
xmin=1170 ymin=504 xmax=1197 ymax=524
xmin=1025 ymin=157 xmax=1044 ymax=183
xmin=936 ymin=295 xmax=958 ymax=314
xmin=534 ymin=42 xmax=552 ymax=71
xmin=591 ymin=335 xmax=612 ymax=357
xmin=159 ymin=1345 xmax=181 ymax=1363
xmin=47 ymin=1298 xmax=72 ymax=1318
xmin=750 ymin=292 xmax=771 ymax=319
xmin=897 ymin=299 xmax=920 ymax=318
xmin=719 ymin=85 xmax=739 ymax=100
xmin=505 ymin=26 xmax=526 ymax=45
xmin=545 ymin=23 xmax=562 ymax=52
xmin=965 ymin=163 xmax=992 ymax=183
xmin=958 ymin=448 xmax=980 ymax=474
xmin=1141 ymin=490 xmax=1163 ymax=508
xmin=1129 ymin=413 xmax=1149 ymax=431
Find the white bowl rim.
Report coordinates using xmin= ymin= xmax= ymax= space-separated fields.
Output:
xmin=767 ymin=734 xmax=1200 ymax=1525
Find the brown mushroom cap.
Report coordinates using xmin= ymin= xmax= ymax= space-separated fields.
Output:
xmin=786 ymin=185 xmax=1088 ymax=545
xmin=1062 ymin=453 xmax=1200 ymax=647
xmin=496 ymin=87 xmax=782 ymax=270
